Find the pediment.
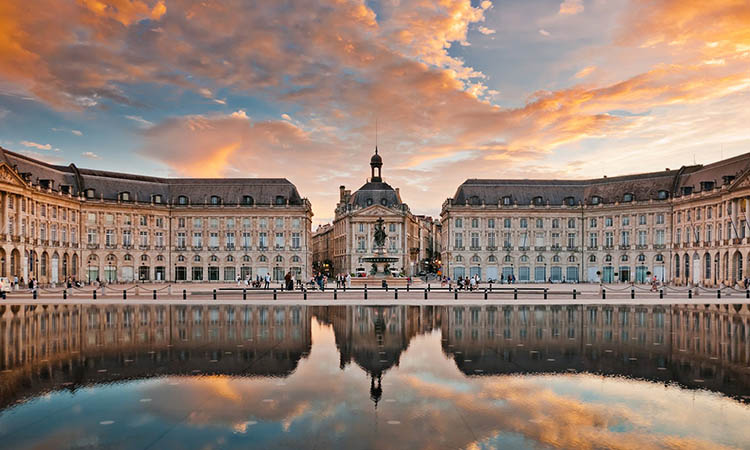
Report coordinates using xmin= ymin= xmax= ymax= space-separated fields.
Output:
xmin=0 ymin=163 xmax=27 ymax=187
xmin=352 ymin=204 xmax=400 ymax=217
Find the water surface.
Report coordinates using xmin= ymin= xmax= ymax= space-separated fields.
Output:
xmin=0 ymin=304 xmax=748 ymax=449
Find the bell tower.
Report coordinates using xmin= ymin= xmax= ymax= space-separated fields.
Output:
xmin=370 ymin=147 xmax=383 ymax=182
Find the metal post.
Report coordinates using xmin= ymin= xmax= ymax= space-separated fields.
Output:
xmin=717 ymin=289 xmax=721 ymax=299
xmin=213 ymin=289 xmax=217 ymax=300
xmin=630 ymin=288 xmax=634 ymax=299
xmin=153 ymin=289 xmax=157 ymax=300
xmin=182 ymin=289 xmax=186 ymax=300
xmin=243 ymin=289 xmax=247 ymax=300
xmin=454 ymin=289 xmax=458 ymax=300
xmin=602 ymin=289 xmax=606 ymax=300
xmin=746 ymin=289 xmax=749 ymax=299
xmin=659 ymin=289 xmax=663 ymax=299
xmin=688 ymin=289 xmax=692 ymax=299
xmin=303 ymin=288 xmax=307 ymax=300
xmin=364 ymin=286 xmax=368 ymax=300
xmin=424 ymin=288 xmax=428 ymax=300
xmin=483 ymin=289 xmax=487 ymax=300
xmin=334 ymin=288 xmax=337 ymax=300
xmin=33 ymin=290 xmax=37 ymax=300
xmin=63 ymin=289 xmax=67 ymax=300
xmin=273 ymin=289 xmax=277 ymax=300
xmin=93 ymin=290 xmax=96 ymax=300
xmin=573 ymin=289 xmax=577 ymax=300
xmin=513 ymin=288 xmax=517 ymax=300
xmin=1 ymin=291 xmax=5 ymax=300
xmin=406 ymin=283 xmax=409 ymax=292
xmin=123 ymin=290 xmax=127 ymax=300
xmin=428 ymin=283 xmax=431 ymax=292
xmin=489 ymin=282 xmax=492 ymax=292
xmin=394 ymin=289 xmax=398 ymax=300
xmin=543 ymin=288 xmax=548 ymax=300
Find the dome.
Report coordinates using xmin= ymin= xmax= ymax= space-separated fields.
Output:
xmin=370 ymin=149 xmax=382 ymax=166
xmin=349 ymin=181 xmax=401 ymax=208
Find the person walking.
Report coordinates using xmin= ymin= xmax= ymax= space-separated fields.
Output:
xmin=284 ymin=270 xmax=292 ymax=291
xmin=264 ymin=273 xmax=270 ymax=289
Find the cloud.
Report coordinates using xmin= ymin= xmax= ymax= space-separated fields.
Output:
xmin=20 ymin=140 xmax=52 ymax=150
xmin=559 ymin=0 xmax=584 ymax=16
xmin=574 ymin=65 xmax=596 ymax=78
xmin=477 ymin=26 xmax=496 ymax=35
xmin=125 ymin=115 xmax=154 ymax=128
xmin=539 ymin=29 xmax=551 ymax=37
xmin=71 ymin=129 xmax=83 ymax=136
xmin=281 ymin=113 xmax=292 ymax=121
xmin=81 ymin=151 xmax=99 ymax=159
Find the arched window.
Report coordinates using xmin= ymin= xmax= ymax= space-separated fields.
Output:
xmin=140 ymin=254 xmax=148 ymax=261
xmin=536 ymin=255 xmax=544 ymax=263
xmin=177 ymin=195 xmax=188 ymax=205
xmin=637 ymin=254 xmax=646 ymax=262
xmin=502 ymin=196 xmax=512 ymax=205
xmin=194 ymin=255 xmax=201 ymax=262
xmin=367 ymin=198 xmax=373 ymax=206
xmin=655 ymin=254 xmax=664 ymax=262
xmin=533 ymin=196 xmax=543 ymax=205
xmin=488 ymin=255 xmax=496 ymax=262
xmin=553 ymin=255 xmax=561 ymax=262
xmin=568 ymin=255 xmax=576 ymax=263
xmin=85 ymin=188 xmax=95 ymax=199
xmin=156 ymin=255 xmax=164 ymax=261
xmin=469 ymin=195 xmax=481 ymax=205
xmin=210 ymin=195 xmax=221 ymax=205
xmin=471 ymin=255 xmax=481 ymax=263
xmin=152 ymin=194 xmax=162 ymax=204
xmin=552 ymin=218 xmax=560 ymax=229
xmin=124 ymin=254 xmax=132 ymax=261
xmin=291 ymin=255 xmax=301 ymax=263
xmin=275 ymin=255 xmax=283 ymax=263
xmin=621 ymin=254 xmax=629 ymax=262
xmin=177 ymin=255 xmax=185 ymax=262
xmin=520 ymin=255 xmax=529 ymax=263
xmin=657 ymin=190 xmax=669 ymax=200
xmin=567 ymin=218 xmax=576 ymax=228
xmin=275 ymin=195 xmax=285 ymax=205
xmin=605 ymin=254 xmax=612 ymax=262
xmin=227 ymin=255 xmax=234 ymax=262
xmin=564 ymin=196 xmax=575 ymax=206
xmin=381 ymin=198 xmax=388 ymax=206
xmin=242 ymin=195 xmax=254 ymax=205
xmin=589 ymin=255 xmax=596 ymax=262
xmin=210 ymin=255 xmax=218 ymax=262
xmin=455 ymin=255 xmax=463 ymax=262
xmin=258 ymin=255 xmax=267 ymax=262
xmin=242 ymin=255 xmax=251 ymax=262
xmin=503 ymin=255 xmax=512 ymax=263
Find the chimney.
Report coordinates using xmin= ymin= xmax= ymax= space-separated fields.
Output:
xmin=339 ymin=185 xmax=346 ymax=201
xmin=395 ymin=187 xmax=400 ymax=200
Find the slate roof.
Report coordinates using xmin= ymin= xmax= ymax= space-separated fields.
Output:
xmin=349 ymin=181 xmax=403 ymax=208
xmin=0 ymin=147 xmax=305 ymax=205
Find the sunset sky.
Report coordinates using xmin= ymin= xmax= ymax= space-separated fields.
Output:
xmin=1 ymin=0 xmax=749 ymax=225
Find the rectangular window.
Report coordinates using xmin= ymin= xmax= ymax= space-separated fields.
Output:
xmin=177 ymin=232 xmax=186 ymax=248
xmin=567 ymin=233 xmax=576 ymax=248
xmin=638 ymin=214 xmax=646 ymax=225
xmin=488 ymin=219 xmax=495 ymax=229
xmin=488 ymin=232 xmax=496 ymax=247
xmin=656 ymin=213 xmax=664 ymax=224
xmin=638 ymin=230 xmax=647 ymax=246
xmin=242 ymin=232 xmax=251 ymax=248
xmin=156 ymin=217 xmax=164 ymax=228
xmin=275 ymin=232 xmax=284 ymax=249
xmin=589 ymin=218 xmax=597 ymax=228
xmin=605 ymin=231 xmax=614 ymax=247
xmin=105 ymin=230 xmax=114 ymax=246
xmin=210 ymin=218 xmax=218 ymax=228
xmin=605 ymin=217 xmax=613 ymax=227
xmin=292 ymin=232 xmax=301 ymax=249
xmin=155 ymin=231 xmax=164 ymax=247
xmin=504 ymin=218 xmax=511 ymax=228
xmin=259 ymin=232 xmax=267 ymax=248
xmin=87 ymin=228 xmax=97 ymax=244
xmin=622 ymin=216 xmax=630 ymax=226
xmin=259 ymin=218 xmax=267 ymax=229
xmin=589 ymin=232 xmax=597 ymax=248
xmin=123 ymin=230 xmax=132 ymax=246
xmin=178 ymin=218 xmax=186 ymax=228
xmin=655 ymin=229 xmax=665 ymax=245
xmin=389 ymin=223 xmax=396 ymax=233
xmin=226 ymin=232 xmax=235 ymax=249
xmin=192 ymin=232 xmax=202 ymax=247
xmin=193 ymin=217 xmax=202 ymax=228
xmin=292 ymin=218 xmax=301 ymax=228
xmin=358 ymin=223 xmax=365 ymax=232
xmin=503 ymin=232 xmax=512 ymax=248
xmin=140 ymin=215 xmax=147 ymax=226
xmin=535 ymin=232 xmax=544 ymax=247
xmin=455 ymin=218 xmax=463 ymax=228
xmin=454 ymin=233 xmax=463 ymax=248
xmin=275 ymin=218 xmax=283 ymax=228
xmin=471 ymin=232 xmax=480 ymax=248
xmin=209 ymin=232 xmax=219 ymax=248
xmin=139 ymin=231 xmax=148 ymax=246
xmin=620 ymin=230 xmax=630 ymax=246
xmin=358 ymin=236 xmax=366 ymax=251
xmin=471 ymin=218 xmax=479 ymax=228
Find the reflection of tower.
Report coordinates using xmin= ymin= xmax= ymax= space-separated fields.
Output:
xmin=369 ymin=373 xmax=382 ymax=408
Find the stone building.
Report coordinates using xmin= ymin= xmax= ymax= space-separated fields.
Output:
xmin=315 ymin=148 xmax=425 ymax=276
xmin=0 ymin=147 xmax=312 ymax=284
xmin=441 ymin=152 xmax=750 ymax=285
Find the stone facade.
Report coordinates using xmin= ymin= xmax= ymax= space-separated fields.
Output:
xmin=0 ymin=147 xmax=313 ymax=285
xmin=442 ymin=152 xmax=750 ymax=285
xmin=313 ymin=149 xmax=426 ymax=276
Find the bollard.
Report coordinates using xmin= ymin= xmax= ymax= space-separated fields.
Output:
xmin=746 ymin=289 xmax=749 ymax=299
xmin=489 ymin=282 xmax=493 ymax=292
xmin=182 ymin=289 xmax=187 ymax=300
xmin=93 ymin=289 xmax=97 ymax=300
xmin=213 ymin=289 xmax=217 ymax=300
xmin=1 ymin=291 xmax=5 ymax=300
xmin=428 ymin=283 xmax=431 ymax=292
xmin=688 ymin=289 xmax=692 ymax=299
xmin=424 ymin=288 xmax=428 ymax=300
xmin=514 ymin=288 xmax=518 ymax=300
xmin=33 ymin=290 xmax=37 ymax=300
xmin=334 ymin=288 xmax=337 ymax=300
xmin=544 ymin=288 xmax=548 ymax=300
xmin=484 ymin=289 xmax=488 ymax=300
xmin=573 ymin=289 xmax=577 ymax=300
xmin=602 ymin=289 xmax=606 ymax=300
xmin=303 ymin=288 xmax=307 ymax=300
xmin=123 ymin=289 xmax=127 ymax=300
xmin=364 ymin=287 xmax=368 ymax=300
xmin=454 ymin=289 xmax=458 ymax=300
xmin=243 ymin=289 xmax=247 ymax=300
xmin=153 ymin=289 xmax=157 ymax=300
xmin=406 ymin=283 xmax=409 ymax=292
xmin=717 ymin=289 xmax=721 ymax=299
xmin=394 ymin=289 xmax=398 ymax=300
xmin=273 ymin=289 xmax=277 ymax=300
xmin=659 ymin=289 xmax=663 ymax=299
xmin=63 ymin=289 xmax=67 ymax=300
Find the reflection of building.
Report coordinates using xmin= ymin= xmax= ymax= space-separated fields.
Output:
xmin=0 ymin=304 xmax=311 ymax=407
xmin=440 ymin=304 xmax=750 ymax=399
xmin=0 ymin=147 xmax=313 ymax=284
xmin=313 ymin=149 xmax=428 ymax=276
xmin=441 ymin=153 xmax=750 ymax=286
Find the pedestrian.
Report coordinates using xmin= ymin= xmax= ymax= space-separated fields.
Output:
xmin=264 ymin=273 xmax=270 ymax=289
xmin=284 ymin=270 xmax=293 ymax=291
xmin=346 ymin=272 xmax=351 ymax=288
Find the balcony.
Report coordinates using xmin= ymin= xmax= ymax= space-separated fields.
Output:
xmin=258 ymin=246 xmax=268 ymax=252
xmin=534 ymin=246 xmax=546 ymax=251
xmin=603 ymin=245 xmax=614 ymax=250
xmin=486 ymin=246 xmax=497 ymax=251
xmin=635 ymin=244 xmax=648 ymax=250
xmin=518 ymin=246 xmax=529 ymax=251
xmin=469 ymin=246 xmax=482 ymax=251
xmin=502 ymin=245 xmax=513 ymax=251
xmin=733 ymin=238 xmax=742 ymax=245
xmin=208 ymin=246 xmax=219 ymax=251
xmin=86 ymin=243 xmax=99 ymax=249
xmin=274 ymin=245 xmax=285 ymax=251
xmin=587 ymin=246 xmax=598 ymax=251
xmin=105 ymin=244 xmax=117 ymax=249
xmin=618 ymin=245 xmax=630 ymax=250
xmin=653 ymin=244 xmax=666 ymax=250
xmin=192 ymin=246 xmax=203 ymax=251
xmin=225 ymin=245 xmax=235 ymax=251
xmin=139 ymin=245 xmax=150 ymax=250
xmin=176 ymin=246 xmax=187 ymax=251
xmin=122 ymin=244 xmax=133 ymax=249
xmin=155 ymin=245 xmax=166 ymax=250
xmin=453 ymin=246 xmax=465 ymax=251
xmin=565 ymin=246 xmax=579 ymax=252
xmin=551 ymin=244 xmax=561 ymax=251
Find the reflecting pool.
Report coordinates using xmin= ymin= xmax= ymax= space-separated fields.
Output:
xmin=0 ymin=304 xmax=749 ymax=449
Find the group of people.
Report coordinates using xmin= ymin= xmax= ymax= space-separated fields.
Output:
xmin=236 ymin=273 xmax=272 ymax=289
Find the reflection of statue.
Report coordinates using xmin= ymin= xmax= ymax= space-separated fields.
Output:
xmin=373 ymin=217 xmax=387 ymax=249
xmin=370 ymin=374 xmax=382 ymax=408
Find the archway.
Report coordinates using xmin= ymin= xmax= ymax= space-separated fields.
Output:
xmin=10 ymin=249 xmax=20 ymax=279
xmin=0 ymin=248 xmax=6 ymax=277
xmin=714 ymin=253 xmax=720 ymax=285
xmin=733 ymin=250 xmax=743 ymax=284
xmin=51 ymin=252 xmax=59 ymax=284
xmin=692 ymin=253 xmax=700 ymax=285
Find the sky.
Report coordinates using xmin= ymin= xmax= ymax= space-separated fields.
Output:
xmin=1 ymin=0 xmax=749 ymax=226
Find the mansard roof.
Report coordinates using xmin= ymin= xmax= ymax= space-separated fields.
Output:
xmin=0 ymin=147 xmax=305 ymax=205
xmin=349 ymin=180 xmax=403 ymax=209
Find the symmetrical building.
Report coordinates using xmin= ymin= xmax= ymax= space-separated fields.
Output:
xmin=441 ymin=152 xmax=750 ymax=286
xmin=0 ymin=147 xmax=313 ymax=284
xmin=312 ymin=149 xmax=430 ymax=276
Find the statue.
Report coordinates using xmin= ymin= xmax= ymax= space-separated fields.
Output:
xmin=373 ymin=217 xmax=387 ymax=250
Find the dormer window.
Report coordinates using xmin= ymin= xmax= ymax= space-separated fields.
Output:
xmin=381 ymin=198 xmax=388 ymax=206
xmin=623 ymin=193 xmax=634 ymax=202
xmin=242 ymin=195 xmax=254 ymax=206
xmin=700 ymin=181 xmax=715 ymax=191
xmin=60 ymin=185 xmax=71 ymax=195
xmin=210 ymin=195 xmax=221 ymax=205
xmin=532 ymin=196 xmax=543 ymax=206
xmin=657 ymin=190 xmax=669 ymax=200
xmin=502 ymin=196 xmax=512 ymax=205
xmin=39 ymin=179 xmax=53 ymax=189
xmin=152 ymin=194 xmax=162 ymax=204
xmin=590 ymin=195 xmax=602 ymax=205
xmin=681 ymin=186 xmax=693 ymax=196
xmin=275 ymin=195 xmax=285 ymax=205
xmin=564 ymin=196 xmax=576 ymax=206
xmin=177 ymin=195 xmax=188 ymax=205
xmin=366 ymin=198 xmax=373 ymax=206
xmin=722 ymin=175 xmax=735 ymax=185
xmin=469 ymin=195 xmax=480 ymax=205
xmin=119 ymin=192 xmax=130 ymax=201
xmin=85 ymin=188 xmax=95 ymax=199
